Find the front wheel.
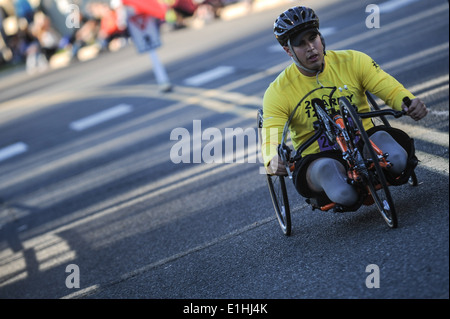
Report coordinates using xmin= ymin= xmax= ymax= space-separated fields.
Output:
xmin=267 ymin=174 xmax=292 ymax=236
xmin=339 ymin=97 xmax=398 ymax=228
xmin=258 ymin=108 xmax=292 ymax=236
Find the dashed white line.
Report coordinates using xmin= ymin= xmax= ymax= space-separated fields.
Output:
xmin=0 ymin=142 xmax=28 ymax=162
xmin=69 ymin=104 xmax=133 ymax=131
xmin=184 ymin=66 xmax=235 ymax=86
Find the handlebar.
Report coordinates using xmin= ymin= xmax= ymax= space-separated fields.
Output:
xmin=291 ymin=96 xmax=412 ymax=162
xmin=358 ymin=109 xmax=405 ymax=119
xmin=358 ymin=96 xmax=411 ymax=119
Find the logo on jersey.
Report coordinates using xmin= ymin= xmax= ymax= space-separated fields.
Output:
xmin=372 ymin=60 xmax=380 ymax=69
xmin=303 ymin=94 xmax=355 ymax=118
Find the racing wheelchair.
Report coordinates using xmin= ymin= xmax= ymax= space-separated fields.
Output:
xmin=257 ymin=86 xmax=419 ymax=236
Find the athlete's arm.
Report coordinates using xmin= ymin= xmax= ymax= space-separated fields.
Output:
xmin=267 ymin=154 xmax=287 ymax=175
xmin=358 ymin=51 xmax=428 ymax=120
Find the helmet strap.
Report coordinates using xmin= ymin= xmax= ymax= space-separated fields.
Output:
xmin=287 ymin=39 xmax=324 ymax=75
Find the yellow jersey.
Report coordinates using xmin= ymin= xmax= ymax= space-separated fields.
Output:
xmin=262 ymin=49 xmax=415 ymax=167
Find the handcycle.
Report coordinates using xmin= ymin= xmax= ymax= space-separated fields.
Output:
xmin=257 ymin=86 xmax=419 ymax=236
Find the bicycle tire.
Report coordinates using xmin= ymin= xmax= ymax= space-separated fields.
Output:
xmin=267 ymin=174 xmax=292 ymax=236
xmin=257 ymin=109 xmax=292 ymax=236
xmin=339 ymin=97 xmax=398 ymax=228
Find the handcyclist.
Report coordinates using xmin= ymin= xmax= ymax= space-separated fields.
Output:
xmin=261 ymin=6 xmax=428 ymax=209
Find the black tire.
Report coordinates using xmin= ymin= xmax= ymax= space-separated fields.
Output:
xmin=339 ymin=97 xmax=398 ymax=228
xmin=257 ymin=108 xmax=292 ymax=236
xmin=409 ymin=171 xmax=419 ymax=186
xmin=267 ymin=174 xmax=291 ymax=236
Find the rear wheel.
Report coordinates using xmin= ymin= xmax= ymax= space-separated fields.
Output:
xmin=267 ymin=175 xmax=291 ymax=236
xmin=339 ymin=97 xmax=398 ymax=228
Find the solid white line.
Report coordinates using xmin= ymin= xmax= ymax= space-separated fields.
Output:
xmin=408 ymin=74 xmax=449 ymax=94
xmin=392 ymin=122 xmax=448 ymax=148
xmin=61 ymin=284 xmax=100 ymax=299
xmin=70 ymin=104 xmax=133 ymax=131
xmin=0 ymin=142 xmax=28 ymax=162
xmin=417 ymin=150 xmax=449 ymax=175
xmin=184 ymin=66 xmax=235 ymax=86
xmin=382 ymin=43 xmax=449 ymax=72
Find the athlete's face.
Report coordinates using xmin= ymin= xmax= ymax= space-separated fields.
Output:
xmin=283 ymin=31 xmax=324 ymax=75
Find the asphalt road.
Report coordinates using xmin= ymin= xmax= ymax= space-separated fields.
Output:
xmin=0 ymin=0 xmax=448 ymax=305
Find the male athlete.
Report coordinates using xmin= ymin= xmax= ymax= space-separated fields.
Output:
xmin=262 ymin=6 xmax=428 ymax=208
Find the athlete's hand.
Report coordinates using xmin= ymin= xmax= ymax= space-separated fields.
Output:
xmin=267 ymin=154 xmax=288 ymax=176
xmin=402 ymin=98 xmax=428 ymax=121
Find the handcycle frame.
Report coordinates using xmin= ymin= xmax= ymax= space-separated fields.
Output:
xmin=258 ymin=86 xmax=418 ymax=236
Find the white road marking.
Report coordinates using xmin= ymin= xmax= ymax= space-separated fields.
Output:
xmin=408 ymin=74 xmax=449 ymax=94
xmin=379 ymin=0 xmax=421 ymax=13
xmin=319 ymin=27 xmax=337 ymax=37
xmin=69 ymin=104 xmax=133 ymax=131
xmin=416 ymin=150 xmax=449 ymax=175
xmin=382 ymin=43 xmax=449 ymax=73
xmin=184 ymin=66 xmax=235 ymax=86
xmin=0 ymin=142 xmax=28 ymax=162
xmin=392 ymin=122 xmax=449 ymax=148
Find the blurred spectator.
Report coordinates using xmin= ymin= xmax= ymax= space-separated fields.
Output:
xmin=81 ymin=1 xmax=128 ymax=53
xmin=30 ymin=11 xmax=59 ymax=60
xmin=166 ymin=0 xmax=246 ymax=30
xmin=0 ymin=0 xmax=256 ymax=73
xmin=170 ymin=0 xmax=198 ymax=29
xmin=1 ymin=2 xmax=12 ymax=65
xmin=1 ymin=0 xmax=19 ymax=66
xmin=25 ymin=10 xmax=60 ymax=73
xmin=98 ymin=0 xmax=128 ymax=51
xmin=68 ymin=10 xmax=99 ymax=59
xmin=13 ymin=0 xmax=33 ymax=23
xmin=122 ymin=0 xmax=172 ymax=92
xmin=191 ymin=0 xmax=223 ymax=28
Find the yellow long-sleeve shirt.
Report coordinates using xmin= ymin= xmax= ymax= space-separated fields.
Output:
xmin=262 ymin=49 xmax=415 ymax=167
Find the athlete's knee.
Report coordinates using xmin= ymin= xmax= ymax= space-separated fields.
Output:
xmin=326 ymin=185 xmax=359 ymax=207
xmin=307 ymin=158 xmax=344 ymax=191
xmin=369 ymin=130 xmax=408 ymax=175
xmin=307 ymin=158 xmax=358 ymax=206
xmin=309 ymin=157 xmax=345 ymax=179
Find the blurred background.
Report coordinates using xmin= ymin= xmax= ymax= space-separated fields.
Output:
xmin=0 ymin=0 xmax=254 ymax=74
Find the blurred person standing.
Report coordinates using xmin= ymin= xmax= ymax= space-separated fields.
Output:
xmin=13 ymin=0 xmax=33 ymax=23
xmin=26 ymin=10 xmax=60 ymax=73
xmin=68 ymin=7 xmax=100 ymax=59
xmin=170 ymin=0 xmax=198 ymax=29
xmin=121 ymin=0 xmax=173 ymax=92
xmin=98 ymin=0 xmax=128 ymax=51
